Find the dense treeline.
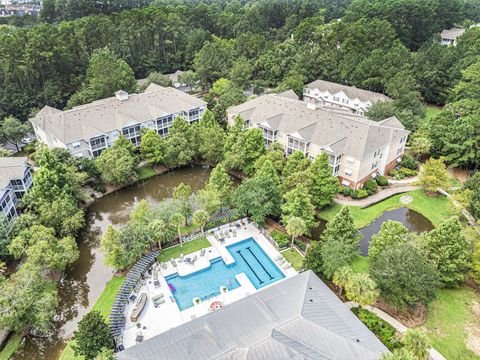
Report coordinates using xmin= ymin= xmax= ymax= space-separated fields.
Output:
xmin=1 ymin=0 xmax=480 ymax=122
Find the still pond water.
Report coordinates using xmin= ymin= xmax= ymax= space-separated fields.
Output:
xmin=311 ymin=207 xmax=434 ymax=256
xmin=13 ymin=166 xmax=432 ymax=359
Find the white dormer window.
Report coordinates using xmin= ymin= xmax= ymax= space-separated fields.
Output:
xmin=72 ymin=142 xmax=80 ymax=149
xmin=333 ymin=96 xmax=340 ymax=102
xmin=346 ymin=157 xmax=355 ymax=164
xmin=344 ymin=169 xmax=353 ymax=176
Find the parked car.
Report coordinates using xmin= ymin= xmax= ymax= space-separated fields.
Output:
xmin=21 ymin=137 xmax=34 ymax=144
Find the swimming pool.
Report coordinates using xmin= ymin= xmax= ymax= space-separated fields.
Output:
xmin=165 ymin=238 xmax=285 ymax=311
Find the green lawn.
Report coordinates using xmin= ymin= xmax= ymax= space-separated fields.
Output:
xmin=351 ymin=256 xmax=371 ymax=274
xmin=59 ymin=276 xmax=125 ymax=360
xmin=0 ymin=333 xmax=23 ymax=360
xmin=136 ymin=164 xmax=156 ymax=180
xmin=157 ymin=236 xmax=210 ymax=262
xmin=423 ymin=286 xmax=480 ymax=360
xmin=281 ymin=248 xmax=304 ymax=270
xmin=180 ymin=223 xmax=199 ymax=235
xmin=318 ymin=189 xmax=457 ymax=229
xmin=424 ymin=104 xmax=442 ymax=121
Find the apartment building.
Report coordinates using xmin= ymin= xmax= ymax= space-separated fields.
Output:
xmin=303 ymin=80 xmax=391 ymax=115
xmin=228 ymin=94 xmax=409 ymax=189
xmin=0 ymin=157 xmax=33 ymax=224
xmin=30 ymin=84 xmax=207 ymax=158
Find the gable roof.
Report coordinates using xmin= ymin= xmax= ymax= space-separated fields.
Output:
xmin=228 ymin=95 xmax=408 ymax=160
xmin=117 ymin=271 xmax=388 ymax=360
xmin=30 ymin=86 xmax=206 ymax=145
xmin=440 ymin=27 xmax=465 ymax=40
xmin=0 ymin=157 xmax=27 ymax=188
xmin=276 ymin=89 xmax=300 ymax=100
xmin=305 ymin=80 xmax=390 ymax=103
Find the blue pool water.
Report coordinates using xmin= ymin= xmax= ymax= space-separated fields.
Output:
xmin=165 ymin=238 xmax=285 ymax=311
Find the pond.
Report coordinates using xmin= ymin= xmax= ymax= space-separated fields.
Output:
xmin=13 ymin=166 xmax=214 ymax=360
xmin=310 ymin=207 xmax=434 ymax=256
xmin=358 ymin=207 xmax=434 ymax=256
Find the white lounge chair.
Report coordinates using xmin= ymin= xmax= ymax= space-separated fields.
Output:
xmin=282 ymin=263 xmax=291 ymax=270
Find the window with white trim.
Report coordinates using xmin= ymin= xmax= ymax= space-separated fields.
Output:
xmin=333 ymin=96 xmax=340 ymax=102
xmin=286 ymin=136 xmax=306 ymax=155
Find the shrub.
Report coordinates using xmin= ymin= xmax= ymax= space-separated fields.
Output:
xmin=294 ymin=238 xmax=307 ymax=251
xmin=398 ymin=155 xmax=418 ymax=170
xmin=376 ymin=175 xmax=388 ymax=186
xmin=340 ymin=186 xmax=351 ymax=196
xmin=270 ymin=230 xmax=290 ymax=248
xmin=351 ymin=307 xmax=403 ymax=351
xmin=351 ymin=189 xmax=369 ymax=199
xmin=389 ymin=167 xmax=417 ymax=180
xmin=364 ymin=180 xmax=378 ymax=195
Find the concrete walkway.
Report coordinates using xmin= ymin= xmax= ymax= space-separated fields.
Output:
xmin=345 ymin=302 xmax=446 ymax=360
xmin=334 ymin=185 xmax=422 ymax=208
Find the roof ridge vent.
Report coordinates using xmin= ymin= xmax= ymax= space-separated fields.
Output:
xmin=115 ymin=90 xmax=129 ymax=101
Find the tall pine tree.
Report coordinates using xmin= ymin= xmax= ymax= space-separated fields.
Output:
xmin=320 ymin=207 xmax=361 ymax=279
xmin=309 ymin=152 xmax=339 ymax=209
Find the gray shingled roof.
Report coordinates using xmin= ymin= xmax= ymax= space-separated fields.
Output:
xmin=228 ymin=95 xmax=408 ymax=160
xmin=116 ymin=271 xmax=388 ymax=360
xmin=440 ymin=27 xmax=465 ymax=40
xmin=0 ymin=157 xmax=27 ymax=188
xmin=276 ymin=89 xmax=300 ymax=100
xmin=30 ymin=84 xmax=206 ymax=145
xmin=305 ymin=80 xmax=390 ymax=103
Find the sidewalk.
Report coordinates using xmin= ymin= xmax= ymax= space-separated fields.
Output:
xmin=345 ymin=302 xmax=446 ymax=360
xmin=334 ymin=185 xmax=422 ymax=208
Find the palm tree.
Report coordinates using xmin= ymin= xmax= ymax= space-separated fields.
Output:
xmin=332 ymin=266 xmax=353 ymax=297
xmin=402 ymin=329 xmax=430 ymax=360
xmin=380 ymin=348 xmax=417 ymax=360
xmin=148 ymin=219 xmax=167 ymax=250
xmin=285 ymin=216 xmax=307 ymax=249
xmin=345 ymin=273 xmax=379 ymax=308
xmin=192 ymin=210 xmax=209 ymax=234
xmin=170 ymin=213 xmax=185 ymax=247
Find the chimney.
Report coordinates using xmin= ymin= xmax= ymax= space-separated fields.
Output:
xmin=115 ymin=90 xmax=129 ymax=101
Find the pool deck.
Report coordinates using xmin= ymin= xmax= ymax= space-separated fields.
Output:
xmin=120 ymin=221 xmax=297 ymax=350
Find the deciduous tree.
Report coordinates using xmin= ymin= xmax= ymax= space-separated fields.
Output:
xmin=370 ymin=243 xmax=440 ymax=310
xmin=95 ymin=137 xmax=137 ymax=186
xmin=0 ymin=262 xmax=58 ymax=332
xmin=140 ymin=130 xmax=164 ymax=165
xmin=423 ymin=217 xmax=471 ymax=287
xmin=0 ymin=116 xmax=30 ymax=151
xmin=369 ymin=221 xmax=409 ymax=261
xmin=419 ymin=157 xmax=449 ymax=194
xmin=173 ymin=183 xmax=193 ymax=226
